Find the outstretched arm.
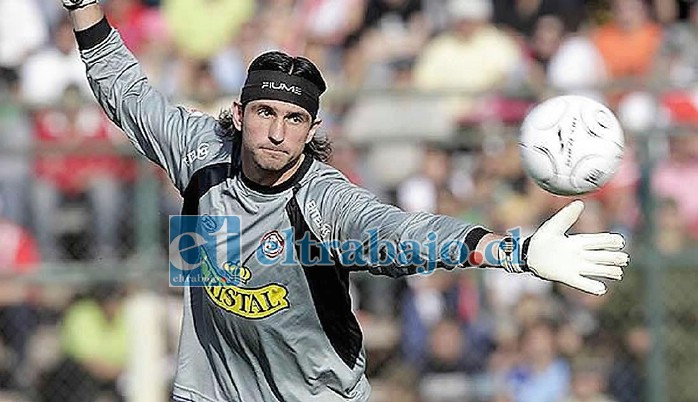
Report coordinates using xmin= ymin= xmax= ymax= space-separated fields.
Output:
xmin=305 ymin=171 xmax=629 ymax=296
xmin=62 ymin=1 xmax=226 ymax=192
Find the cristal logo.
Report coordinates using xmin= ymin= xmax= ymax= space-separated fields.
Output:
xmin=200 ymin=249 xmax=290 ymax=319
xmin=261 ymin=81 xmax=302 ymax=95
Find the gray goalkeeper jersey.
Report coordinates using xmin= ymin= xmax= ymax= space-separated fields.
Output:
xmin=80 ymin=27 xmax=489 ymax=402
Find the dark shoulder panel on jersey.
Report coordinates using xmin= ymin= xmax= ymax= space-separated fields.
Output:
xmin=181 ymin=160 xmax=238 ymax=387
xmin=285 ymin=193 xmax=363 ymax=369
xmin=181 ymin=163 xmax=233 ymax=215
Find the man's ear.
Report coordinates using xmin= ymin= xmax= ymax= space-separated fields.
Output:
xmin=306 ymin=119 xmax=322 ymax=144
xmin=232 ymin=102 xmax=244 ymax=132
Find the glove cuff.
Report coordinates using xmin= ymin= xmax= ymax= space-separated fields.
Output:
xmin=521 ymin=236 xmax=531 ymax=272
xmin=498 ymin=236 xmax=531 ymax=273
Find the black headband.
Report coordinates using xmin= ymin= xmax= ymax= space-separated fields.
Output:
xmin=241 ymin=70 xmax=321 ymax=119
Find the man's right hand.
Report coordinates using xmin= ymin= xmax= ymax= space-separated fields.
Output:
xmin=62 ymin=0 xmax=99 ymax=11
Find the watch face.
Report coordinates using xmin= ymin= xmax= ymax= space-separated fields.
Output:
xmin=499 ymin=237 xmax=525 ymax=274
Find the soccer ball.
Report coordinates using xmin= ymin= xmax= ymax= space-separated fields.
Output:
xmin=519 ymin=95 xmax=624 ymax=196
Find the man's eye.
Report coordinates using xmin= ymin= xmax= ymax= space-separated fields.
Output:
xmin=258 ymin=108 xmax=273 ymax=117
xmin=289 ymin=116 xmax=304 ymax=124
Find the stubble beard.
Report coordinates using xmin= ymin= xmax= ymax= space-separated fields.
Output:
xmin=251 ymin=148 xmax=302 ymax=176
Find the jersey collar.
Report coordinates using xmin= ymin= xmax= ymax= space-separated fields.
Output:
xmin=240 ymin=154 xmax=313 ymax=194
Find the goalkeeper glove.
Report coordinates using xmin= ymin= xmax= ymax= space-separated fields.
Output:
xmin=62 ymin=0 xmax=98 ymax=10
xmin=500 ymin=200 xmax=629 ymax=296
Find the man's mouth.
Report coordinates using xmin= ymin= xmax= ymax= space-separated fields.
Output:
xmin=261 ymin=147 xmax=287 ymax=155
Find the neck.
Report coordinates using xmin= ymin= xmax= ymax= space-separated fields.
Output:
xmin=242 ymin=153 xmax=306 ymax=187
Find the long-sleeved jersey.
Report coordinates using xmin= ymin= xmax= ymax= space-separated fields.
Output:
xmin=78 ymin=19 xmax=490 ymax=402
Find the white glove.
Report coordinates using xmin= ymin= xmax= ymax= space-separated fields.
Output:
xmin=515 ymin=200 xmax=629 ymax=295
xmin=62 ymin=0 xmax=98 ymax=10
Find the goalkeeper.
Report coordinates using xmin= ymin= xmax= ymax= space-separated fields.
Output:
xmin=63 ymin=2 xmax=629 ymax=401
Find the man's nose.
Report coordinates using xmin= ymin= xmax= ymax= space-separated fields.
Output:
xmin=268 ymin=118 xmax=285 ymax=144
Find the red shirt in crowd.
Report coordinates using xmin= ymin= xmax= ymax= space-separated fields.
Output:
xmin=33 ymin=106 xmax=136 ymax=195
xmin=0 ymin=221 xmax=39 ymax=273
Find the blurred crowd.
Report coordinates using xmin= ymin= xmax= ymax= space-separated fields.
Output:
xmin=1 ymin=0 xmax=698 ymax=401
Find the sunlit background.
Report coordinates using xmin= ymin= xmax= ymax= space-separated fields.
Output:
xmin=0 ymin=0 xmax=697 ymax=401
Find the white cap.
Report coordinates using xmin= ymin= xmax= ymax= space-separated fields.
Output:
xmin=448 ymin=0 xmax=493 ymax=22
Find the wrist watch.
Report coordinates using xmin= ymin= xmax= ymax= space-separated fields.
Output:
xmin=499 ymin=236 xmax=531 ymax=273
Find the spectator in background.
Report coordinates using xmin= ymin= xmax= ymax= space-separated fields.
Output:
xmin=358 ymin=0 xmax=422 ymax=34
xmin=493 ymin=0 xmax=585 ymax=37
xmin=418 ymin=318 xmax=488 ymax=402
xmin=343 ymin=59 xmax=455 ymax=188
xmin=562 ymin=357 xmax=616 ymax=402
xmin=413 ymin=0 xmax=521 ymax=117
xmin=547 ymin=24 xmax=608 ymax=99
xmin=352 ymin=0 xmax=431 ymax=85
xmin=35 ymin=1 xmax=65 ymax=32
xmin=397 ymin=145 xmax=460 ymax=213
xmin=328 ymin=136 xmax=387 ymax=202
xmin=556 ymin=322 xmax=584 ymax=361
xmin=507 ymin=321 xmax=571 ymax=402
xmin=0 ymin=74 xmax=32 ymax=228
xmin=592 ymin=0 xmax=662 ymax=82
xmin=182 ymin=61 xmax=229 ymax=116
xmin=32 ymin=86 xmax=135 ymax=261
xmin=20 ymin=16 xmax=92 ymax=107
xmin=369 ymin=363 xmax=420 ymax=402
xmin=301 ymin=0 xmax=363 ymax=43
xmin=328 ymin=138 xmax=364 ymax=186
xmin=653 ymin=2 xmax=698 ymax=87
xmin=400 ymin=271 xmax=491 ymax=372
xmin=0 ymin=207 xmax=40 ymax=390
xmin=652 ymin=132 xmax=698 ymax=238
xmin=423 ymin=318 xmax=485 ymax=375
xmin=654 ymin=0 xmax=697 ymax=23
xmin=103 ymin=0 xmax=150 ymax=54
xmin=607 ymin=327 xmax=648 ymax=402
xmin=164 ymin=0 xmax=255 ymax=60
xmin=256 ymin=0 xmax=310 ymax=54
xmin=488 ymin=322 xmax=520 ymax=402
xmin=521 ymin=15 xmax=567 ymax=95
xmin=131 ymin=3 xmax=179 ymax=98
xmin=296 ymin=0 xmax=364 ymax=53
xmin=656 ymin=197 xmax=692 ymax=254
xmin=0 ymin=0 xmax=47 ymax=91
xmin=40 ymin=285 xmax=128 ymax=402
xmin=211 ymin=21 xmax=266 ymax=96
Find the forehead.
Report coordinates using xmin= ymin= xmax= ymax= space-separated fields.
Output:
xmin=246 ymin=100 xmax=310 ymax=117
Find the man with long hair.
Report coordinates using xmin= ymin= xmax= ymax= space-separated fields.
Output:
xmin=61 ymin=1 xmax=629 ymax=401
